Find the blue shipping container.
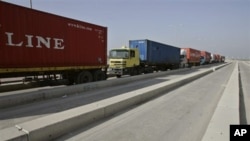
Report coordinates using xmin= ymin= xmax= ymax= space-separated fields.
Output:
xmin=129 ymin=39 xmax=180 ymax=65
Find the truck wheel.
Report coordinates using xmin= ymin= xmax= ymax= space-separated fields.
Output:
xmin=76 ymin=71 xmax=93 ymax=84
xmin=94 ymin=70 xmax=106 ymax=81
xmin=130 ymin=68 xmax=138 ymax=76
xmin=145 ymin=67 xmax=153 ymax=73
xmin=129 ymin=69 xmax=135 ymax=76
xmin=62 ymin=73 xmax=75 ymax=85
xmin=116 ymin=75 xmax=121 ymax=78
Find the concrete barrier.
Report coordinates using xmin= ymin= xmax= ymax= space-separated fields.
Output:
xmin=0 ymin=68 xmax=191 ymax=109
xmin=0 ymin=63 xmax=229 ymax=109
xmin=0 ymin=126 xmax=27 ymax=141
xmin=0 ymin=63 xmax=229 ymax=141
xmin=202 ymin=62 xmax=239 ymax=141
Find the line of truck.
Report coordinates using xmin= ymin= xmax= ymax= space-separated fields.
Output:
xmin=0 ymin=1 xmax=225 ymax=84
xmin=108 ymin=40 xmax=225 ymax=78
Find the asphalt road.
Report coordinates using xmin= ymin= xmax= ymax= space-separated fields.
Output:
xmin=55 ymin=63 xmax=236 ymax=141
xmin=0 ymin=66 xmax=213 ymax=130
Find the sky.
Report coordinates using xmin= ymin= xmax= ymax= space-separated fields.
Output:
xmin=3 ymin=0 xmax=250 ymax=59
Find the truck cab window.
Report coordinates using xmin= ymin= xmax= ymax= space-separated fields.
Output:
xmin=130 ymin=50 xmax=135 ymax=57
xmin=109 ymin=50 xmax=129 ymax=59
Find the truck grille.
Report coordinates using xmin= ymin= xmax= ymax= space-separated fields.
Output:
xmin=110 ymin=61 xmax=126 ymax=67
xmin=110 ymin=61 xmax=126 ymax=65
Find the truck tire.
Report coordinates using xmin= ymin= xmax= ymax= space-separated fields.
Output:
xmin=62 ymin=73 xmax=75 ymax=85
xmin=76 ymin=71 xmax=93 ymax=84
xmin=116 ymin=75 xmax=121 ymax=78
xmin=129 ymin=68 xmax=137 ymax=76
xmin=94 ymin=70 xmax=106 ymax=81
xmin=144 ymin=67 xmax=153 ymax=73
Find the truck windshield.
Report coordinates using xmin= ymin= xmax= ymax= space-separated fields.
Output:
xmin=109 ymin=50 xmax=129 ymax=59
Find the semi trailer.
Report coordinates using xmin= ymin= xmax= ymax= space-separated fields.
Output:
xmin=0 ymin=1 xmax=108 ymax=84
xmin=200 ymin=51 xmax=211 ymax=65
xmin=210 ymin=54 xmax=221 ymax=63
xmin=180 ymin=48 xmax=201 ymax=67
xmin=108 ymin=39 xmax=180 ymax=77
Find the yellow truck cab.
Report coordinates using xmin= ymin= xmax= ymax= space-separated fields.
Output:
xmin=108 ymin=46 xmax=140 ymax=77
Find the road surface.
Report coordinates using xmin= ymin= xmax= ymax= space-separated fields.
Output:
xmin=55 ymin=63 xmax=236 ymax=141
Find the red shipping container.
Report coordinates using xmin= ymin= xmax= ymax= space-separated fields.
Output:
xmin=182 ymin=48 xmax=201 ymax=63
xmin=215 ymin=54 xmax=221 ymax=62
xmin=200 ymin=51 xmax=211 ymax=63
xmin=0 ymin=2 xmax=107 ymax=70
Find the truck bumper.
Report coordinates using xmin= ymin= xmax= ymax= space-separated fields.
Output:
xmin=107 ymin=68 xmax=128 ymax=76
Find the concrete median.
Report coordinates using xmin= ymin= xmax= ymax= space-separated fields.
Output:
xmin=0 ymin=68 xmax=191 ymax=109
xmin=202 ymin=62 xmax=239 ymax=141
xmin=0 ymin=63 xmax=228 ymax=141
xmin=0 ymin=63 xmax=228 ymax=109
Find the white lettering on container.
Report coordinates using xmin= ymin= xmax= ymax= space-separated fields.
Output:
xmin=5 ymin=32 xmax=64 ymax=50
xmin=36 ymin=36 xmax=51 ymax=48
xmin=25 ymin=35 xmax=34 ymax=47
xmin=54 ymin=38 xmax=64 ymax=49
xmin=6 ymin=32 xmax=22 ymax=46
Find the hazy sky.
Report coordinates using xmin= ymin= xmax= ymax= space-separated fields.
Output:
xmin=4 ymin=0 xmax=250 ymax=59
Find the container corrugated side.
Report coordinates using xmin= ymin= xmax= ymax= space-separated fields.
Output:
xmin=201 ymin=51 xmax=211 ymax=63
xmin=183 ymin=48 xmax=201 ymax=63
xmin=0 ymin=1 xmax=107 ymax=69
xmin=129 ymin=40 xmax=148 ymax=61
xmin=129 ymin=39 xmax=180 ymax=64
